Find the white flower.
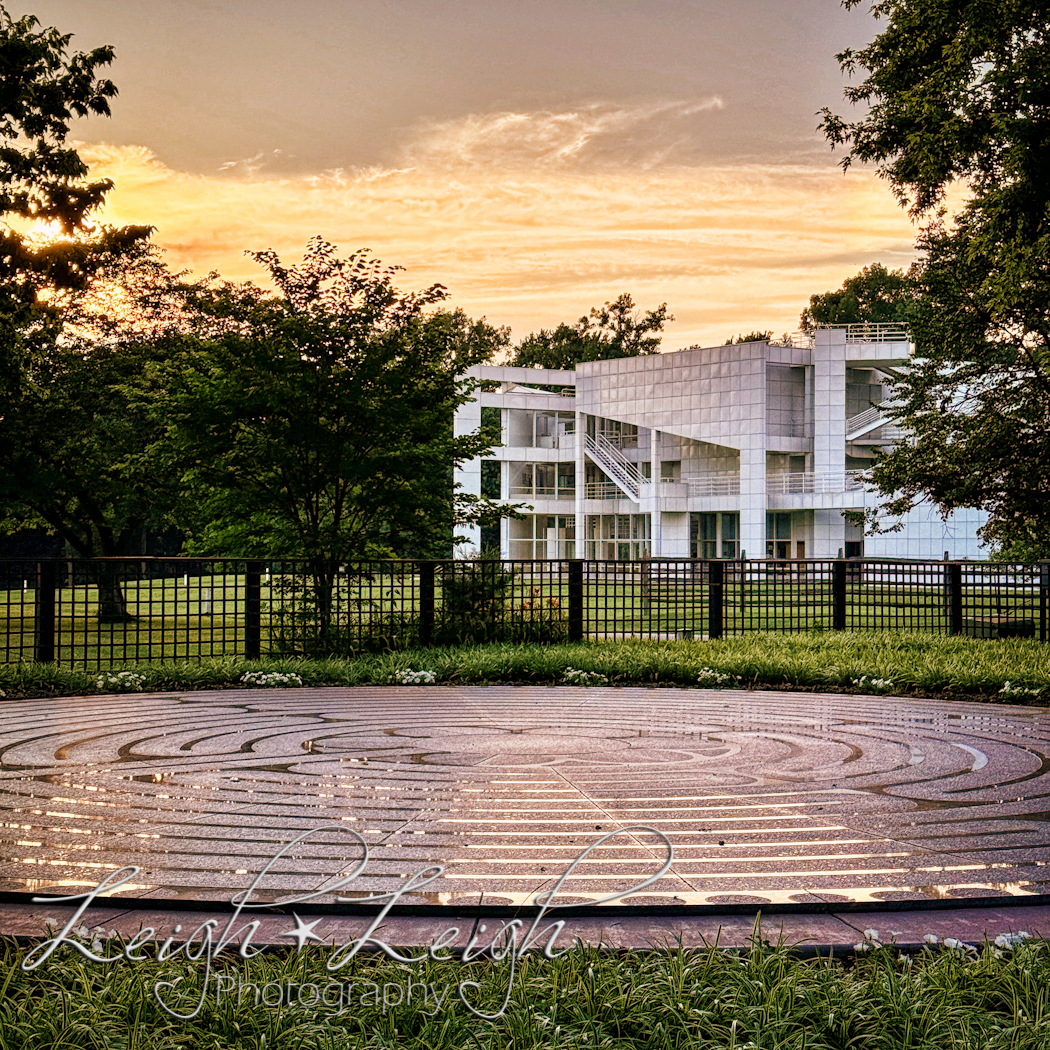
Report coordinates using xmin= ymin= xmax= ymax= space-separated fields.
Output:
xmin=994 ymin=931 xmax=1031 ymax=949
xmin=863 ymin=928 xmax=880 ymax=941
xmin=1000 ymin=682 xmax=1042 ymax=697
xmin=96 ymin=671 xmax=148 ymax=693
xmin=851 ymin=676 xmax=893 ymax=692
xmin=394 ymin=669 xmax=437 ymax=685
xmin=697 ymin=667 xmax=738 ymax=686
xmin=922 ymin=934 xmax=938 ymax=944
xmin=240 ymin=671 xmax=303 ymax=688
xmin=564 ymin=668 xmax=607 ymax=686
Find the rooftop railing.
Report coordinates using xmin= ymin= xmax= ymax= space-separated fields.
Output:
xmin=817 ymin=322 xmax=911 ymax=344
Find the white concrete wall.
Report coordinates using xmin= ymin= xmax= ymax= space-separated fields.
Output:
xmin=864 ymin=505 xmax=990 ymax=560
xmin=453 ymin=392 xmax=483 ymax=557
xmin=575 ymin=343 xmax=767 ymax=450
xmin=455 ymin=345 xmax=986 ymax=562
xmin=812 ymin=329 xmax=847 ymax=481
xmin=660 ymin=512 xmax=691 ymax=557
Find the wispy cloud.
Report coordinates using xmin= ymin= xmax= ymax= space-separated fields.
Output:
xmin=217 ymin=148 xmax=288 ymax=177
xmin=399 ymin=99 xmax=726 ymax=170
xmin=81 ymin=102 xmax=917 ymax=348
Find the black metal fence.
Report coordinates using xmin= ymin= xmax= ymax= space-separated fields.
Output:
xmin=1 ymin=557 xmax=1046 ymax=669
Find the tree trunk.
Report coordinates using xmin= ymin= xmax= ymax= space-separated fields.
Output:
xmin=95 ymin=563 xmax=135 ymax=623
xmin=311 ymin=563 xmax=337 ymax=649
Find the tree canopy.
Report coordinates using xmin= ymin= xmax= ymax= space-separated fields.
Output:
xmin=508 ymin=293 xmax=672 ymax=369
xmin=800 ymin=263 xmax=913 ymax=330
xmin=157 ymin=238 xmax=507 ymax=563
xmin=820 ymin=0 xmax=1050 ymax=556
xmin=0 ymin=6 xmax=149 ymax=399
xmin=0 ymin=6 xmax=166 ymax=596
xmin=723 ymin=330 xmax=774 ymax=345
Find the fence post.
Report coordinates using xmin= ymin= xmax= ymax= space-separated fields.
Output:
xmin=948 ymin=562 xmax=963 ymax=636
xmin=568 ymin=559 xmax=584 ymax=642
xmin=707 ymin=559 xmax=724 ymax=640
xmin=244 ymin=561 xmax=262 ymax=659
xmin=1040 ymin=562 xmax=1050 ymax=643
xmin=832 ymin=558 xmax=847 ymax=631
xmin=34 ymin=561 xmax=56 ymax=663
xmin=418 ymin=561 xmax=435 ymax=646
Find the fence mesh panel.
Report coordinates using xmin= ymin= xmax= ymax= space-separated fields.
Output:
xmin=1 ymin=557 xmax=1045 ymax=668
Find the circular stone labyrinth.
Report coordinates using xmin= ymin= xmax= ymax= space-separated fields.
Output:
xmin=0 ymin=686 xmax=1048 ymax=908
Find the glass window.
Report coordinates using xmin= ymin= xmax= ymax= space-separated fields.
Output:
xmin=557 ymin=463 xmax=575 ymax=497
xmin=766 ymin=513 xmax=792 ymax=540
xmin=535 ymin=464 xmax=556 ymax=495
xmin=720 ymin=513 xmax=739 ymax=559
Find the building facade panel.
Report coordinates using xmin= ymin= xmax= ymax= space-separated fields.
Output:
xmin=454 ymin=328 xmax=988 ymax=561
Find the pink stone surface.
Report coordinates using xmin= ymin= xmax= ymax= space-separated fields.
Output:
xmin=0 ymin=687 xmax=1046 ymax=910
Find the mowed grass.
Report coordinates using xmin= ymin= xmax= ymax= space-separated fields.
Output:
xmin=1 ymin=932 xmax=1048 ymax=1049
xmin=2 ymin=632 xmax=1050 ymax=702
xmin=1 ymin=569 xmax=1038 ymax=666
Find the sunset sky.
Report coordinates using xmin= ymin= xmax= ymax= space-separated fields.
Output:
xmin=24 ymin=0 xmax=919 ymax=349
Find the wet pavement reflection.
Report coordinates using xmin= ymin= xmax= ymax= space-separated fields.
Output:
xmin=0 ymin=686 xmax=1047 ymax=906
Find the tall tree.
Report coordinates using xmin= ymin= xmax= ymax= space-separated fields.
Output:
xmin=800 ymin=263 xmax=914 ymax=330
xmin=158 ymin=239 xmax=508 ymax=565
xmin=820 ymin=0 xmax=1050 ymax=555
xmin=509 ymin=293 xmax=672 ymax=369
xmin=0 ymin=6 xmax=155 ymax=618
xmin=0 ymin=247 xmax=192 ymax=619
xmin=0 ymin=5 xmax=149 ymax=399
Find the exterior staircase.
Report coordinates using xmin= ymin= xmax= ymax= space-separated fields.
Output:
xmin=584 ymin=433 xmax=641 ymax=503
xmin=846 ymin=403 xmax=905 ymax=442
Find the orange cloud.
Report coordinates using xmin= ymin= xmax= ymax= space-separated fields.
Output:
xmin=81 ymin=105 xmax=919 ymax=348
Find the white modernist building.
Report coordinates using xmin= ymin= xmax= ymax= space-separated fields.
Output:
xmin=454 ymin=325 xmax=987 ymax=562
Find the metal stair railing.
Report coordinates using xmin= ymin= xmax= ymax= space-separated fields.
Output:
xmin=846 ymin=402 xmax=905 ymax=441
xmin=584 ymin=433 xmax=641 ymax=502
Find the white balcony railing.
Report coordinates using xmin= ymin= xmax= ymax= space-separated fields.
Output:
xmin=585 ymin=481 xmax=625 ymax=499
xmin=509 ymin=486 xmax=574 ymax=500
xmin=684 ymin=474 xmax=741 ymax=497
xmin=766 ymin=470 xmax=868 ymax=495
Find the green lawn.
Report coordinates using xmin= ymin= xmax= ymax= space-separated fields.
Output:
xmin=4 ymin=566 xmax=1038 ymax=669
xmin=2 ymin=633 xmax=1049 ymax=703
